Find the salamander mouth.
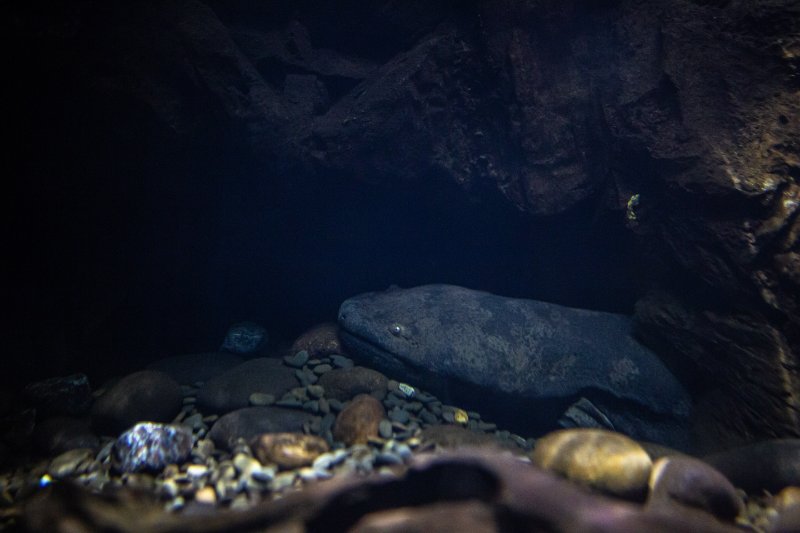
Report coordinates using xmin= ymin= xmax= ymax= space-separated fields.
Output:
xmin=337 ymin=327 xmax=428 ymax=385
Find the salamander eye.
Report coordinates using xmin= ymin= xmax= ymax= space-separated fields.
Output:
xmin=389 ymin=323 xmax=405 ymax=337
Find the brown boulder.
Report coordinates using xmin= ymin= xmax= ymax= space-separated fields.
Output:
xmin=647 ymin=456 xmax=743 ymax=522
xmin=333 ymin=394 xmax=385 ymax=446
xmin=290 ymin=322 xmax=344 ymax=359
xmin=317 ymin=366 xmax=388 ymax=401
xmin=90 ymin=370 xmax=182 ymax=435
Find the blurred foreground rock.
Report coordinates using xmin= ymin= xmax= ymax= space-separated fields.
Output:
xmin=23 ymin=449 xmax=743 ymax=533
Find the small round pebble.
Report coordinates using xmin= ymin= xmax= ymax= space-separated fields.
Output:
xmin=249 ymin=393 xmax=276 ymax=406
xmin=48 ymin=448 xmax=94 ymax=479
xmin=307 ymin=385 xmax=325 ymax=399
xmin=313 ymin=364 xmax=333 ymax=375
xmin=388 ymin=407 xmax=411 ymax=425
xmin=379 ymin=419 xmax=394 ymax=439
xmin=330 ymin=355 xmax=354 ymax=369
xmin=195 ymin=486 xmax=217 ymax=505
xmin=283 ymin=351 xmax=310 ymax=368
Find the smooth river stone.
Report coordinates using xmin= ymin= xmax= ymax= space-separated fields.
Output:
xmin=333 ymin=394 xmax=385 ymax=446
xmin=532 ymin=428 xmax=652 ymax=500
xmin=207 ymin=407 xmax=315 ymax=451
xmin=647 ymin=456 xmax=743 ymax=521
xmin=197 ymin=358 xmax=300 ymax=414
xmin=91 ymin=370 xmax=182 ymax=435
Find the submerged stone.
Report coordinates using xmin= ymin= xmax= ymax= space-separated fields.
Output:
xmin=333 ymin=394 xmax=385 ymax=446
xmin=91 ymin=370 xmax=183 ymax=435
xmin=532 ymin=428 xmax=652 ymax=500
xmin=647 ymin=456 xmax=743 ymax=522
xmin=220 ymin=322 xmax=268 ymax=354
xmin=23 ymin=373 xmax=92 ymax=417
xmin=251 ymin=432 xmax=329 ymax=470
xmin=113 ymin=422 xmax=193 ymax=473
xmin=207 ymin=407 xmax=315 ymax=451
xmin=197 ymin=358 xmax=300 ymax=414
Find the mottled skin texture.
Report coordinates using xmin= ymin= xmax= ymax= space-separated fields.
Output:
xmin=339 ymin=285 xmax=692 ymax=448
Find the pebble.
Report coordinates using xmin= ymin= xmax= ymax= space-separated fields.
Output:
xmin=186 ymin=464 xmax=208 ymax=479
xmin=295 ymin=369 xmax=317 ymax=386
xmin=419 ymin=409 xmax=438 ymax=424
xmin=271 ymin=471 xmax=296 ymax=491
xmin=379 ymin=419 xmax=394 ymax=439
xmin=249 ymin=393 xmax=276 ymax=406
xmin=375 ymin=452 xmax=403 ymax=466
xmin=183 ymin=412 xmax=205 ymax=431
xmin=275 ymin=397 xmax=303 ymax=408
xmin=532 ymin=429 xmax=652 ymax=500
xmin=318 ymin=398 xmax=331 ymax=414
xmin=48 ymin=448 xmax=94 ymax=479
xmin=313 ymin=449 xmax=349 ymax=471
xmin=388 ymin=406 xmax=411 ymax=425
xmin=397 ymin=383 xmax=416 ymax=398
xmin=283 ymin=350 xmax=310 ymax=368
xmin=307 ymin=385 xmax=325 ymax=399
xmin=192 ymin=438 xmax=215 ymax=462
xmin=194 ymin=486 xmax=217 ymax=505
xmin=330 ymin=355 xmax=354 ymax=368
xmin=250 ymin=464 xmax=277 ymax=483
xmin=313 ymin=364 xmax=333 ymax=375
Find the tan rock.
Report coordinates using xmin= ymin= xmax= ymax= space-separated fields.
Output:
xmin=775 ymin=486 xmax=800 ymax=511
xmin=194 ymin=486 xmax=217 ymax=505
xmin=333 ymin=394 xmax=385 ymax=446
xmin=251 ymin=432 xmax=329 ymax=470
xmin=532 ymin=428 xmax=652 ymax=499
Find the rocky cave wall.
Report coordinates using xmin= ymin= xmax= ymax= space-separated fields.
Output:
xmin=8 ymin=0 xmax=800 ymax=446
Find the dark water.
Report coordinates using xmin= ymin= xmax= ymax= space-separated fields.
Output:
xmin=9 ymin=140 xmax=639 ymax=385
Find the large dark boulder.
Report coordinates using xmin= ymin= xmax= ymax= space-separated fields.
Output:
xmin=196 ymin=357 xmax=300 ymax=414
xmin=91 ymin=370 xmax=182 ymax=435
xmin=207 ymin=406 xmax=315 ymax=450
